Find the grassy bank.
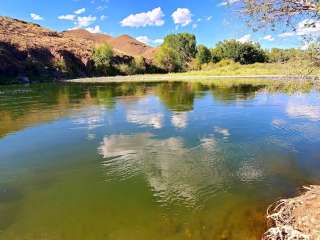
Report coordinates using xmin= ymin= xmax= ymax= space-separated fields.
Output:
xmin=68 ymin=62 xmax=319 ymax=89
xmin=176 ymin=61 xmax=320 ymax=77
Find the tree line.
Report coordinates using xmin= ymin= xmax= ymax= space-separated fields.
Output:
xmin=93 ymin=33 xmax=309 ymax=76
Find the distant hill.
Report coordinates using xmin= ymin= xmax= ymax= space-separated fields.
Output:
xmin=0 ymin=16 xmax=158 ymax=82
xmin=63 ymin=30 xmax=154 ymax=59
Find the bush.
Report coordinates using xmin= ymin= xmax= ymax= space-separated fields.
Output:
xmin=267 ymin=48 xmax=303 ymax=63
xmin=215 ymin=59 xmax=237 ymax=67
xmin=93 ymin=43 xmax=113 ymax=75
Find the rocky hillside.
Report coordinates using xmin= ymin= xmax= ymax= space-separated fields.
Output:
xmin=0 ymin=16 xmax=156 ymax=83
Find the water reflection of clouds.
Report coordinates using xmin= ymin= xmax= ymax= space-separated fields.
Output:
xmin=214 ymin=127 xmax=230 ymax=139
xmin=125 ymin=98 xmax=164 ymax=129
xmin=127 ymin=110 xmax=163 ymax=129
xmin=171 ymin=112 xmax=188 ymax=129
xmin=98 ymin=133 xmax=264 ymax=206
xmin=287 ymin=104 xmax=320 ymax=121
xmin=71 ymin=106 xmax=106 ymax=140
xmin=286 ymin=94 xmax=320 ymax=121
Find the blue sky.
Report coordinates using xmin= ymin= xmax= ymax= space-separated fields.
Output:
xmin=0 ymin=0 xmax=304 ymax=49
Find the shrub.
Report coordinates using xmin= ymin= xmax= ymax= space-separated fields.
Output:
xmin=215 ymin=59 xmax=237 ymax=67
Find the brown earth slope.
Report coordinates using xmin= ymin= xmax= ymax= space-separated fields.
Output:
xmin=63 ymin=30 xmax=155 ymax=59
xmin=0 ymin=16 xmax=95 ymax=79
xmin=0 ymin=16 xmax=156 ymax=82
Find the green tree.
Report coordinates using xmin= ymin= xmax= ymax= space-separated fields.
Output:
xmin=212 ymin=40 xmax=267 ymax=64
xmin=196 ymin=45 xmax=212 ymax=64
xmin=93 ymin=43 xmax=113 ymax=75
xmin=163 ymin=33 xmax=197 ymax=62
xmin=155 ymin=45 xmax=183 ymax=72
xmin=155 ymin=33 xmax=197 ymax=72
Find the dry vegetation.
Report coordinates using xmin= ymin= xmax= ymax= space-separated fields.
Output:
xmin=263 ymin=186 xmax=320 ymax=240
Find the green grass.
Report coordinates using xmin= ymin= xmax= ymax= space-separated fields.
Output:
xmin=175 ymin=61 xmax=320 ymax=77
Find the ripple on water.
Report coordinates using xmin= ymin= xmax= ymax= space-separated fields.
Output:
xmin=98 ymin=133 xmax=235 ymax=208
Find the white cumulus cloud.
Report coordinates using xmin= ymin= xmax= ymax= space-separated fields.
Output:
xmin=100 ymin=15 xmax=107 ymax=21
xmin=74 ymin=8 xmax=86 ymax=15
xmin=237 ymin=34 xmax=251 ymax=43
xmin=278 ymin=19 xmax=320 ymax=38
xmin=30 ymin=13 xmax=44 ymax=21
xmin=136 ymin=36 xmax=163 ymax=46
xmin=263 ymin=35 xmax=274 ymax=41
xmin=58 ymin=14 xmax=76 ymax=21
xmin=218 ymin=0 xmax=240 ymax=6
xmin=120 ymin=7 xmax=165 ymax=27
xmin=76 ymin=15 xmax=97 ymax=27
xmin=278 ymin=32 xmax=295 ymax=38
xmin=86 ymin=25 xmax=102 ymax=33
xmin=296 ymin=19 xmax=320 ymax=36
xmin=172 ymin=8 xmax=192 ymax=27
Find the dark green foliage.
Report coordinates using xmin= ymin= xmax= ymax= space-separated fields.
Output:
xmin=196 ymin=45 xmax=212 ymax=64
xmin=212 ymin=40 xmax=267 ymax=64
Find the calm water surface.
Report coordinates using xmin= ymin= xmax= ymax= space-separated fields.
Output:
xmin=0 ymin=82 xmax=320 ymax=240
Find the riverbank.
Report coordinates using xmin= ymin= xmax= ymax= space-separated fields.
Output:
xmin=67 ymin=74 xmax=319 ymax=83
xmin=66 ymin=62 xmax=319 ymax=84
xmin=263 ymin=186 xmax=320 ymax=240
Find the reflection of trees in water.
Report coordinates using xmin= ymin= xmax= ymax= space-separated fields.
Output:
xmin=0 ymin=83 xmax=152 ymax=136
xmin=156 ymin=82 xmax=196 ymax=112
xmin=210 ymin=84 xmax=266 ymax=103
xmin=1 ymin=82 xmax=316 ymax=137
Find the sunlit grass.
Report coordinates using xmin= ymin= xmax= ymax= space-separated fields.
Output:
xmin=175 ymin=61 xmax=320 ymax=77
